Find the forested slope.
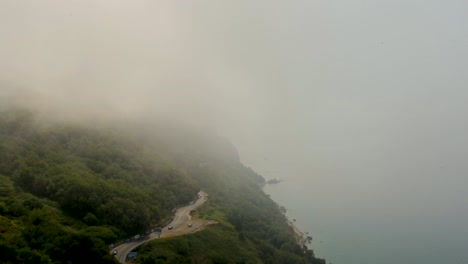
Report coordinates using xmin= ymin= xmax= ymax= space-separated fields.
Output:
xmin=0 ymin=109 xmax=324 ymax=264
xmin=135 ymin=132 xmax=325 ymax=264
xmin=0 ymin=109 xmax=198 ymax=263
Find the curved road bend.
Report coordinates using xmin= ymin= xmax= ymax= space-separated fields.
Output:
xmin=113 ymin=191 xmax=208 ymax=263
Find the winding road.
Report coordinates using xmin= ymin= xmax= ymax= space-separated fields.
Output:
xmin=112 ymin=191 xmax=210 ymax=263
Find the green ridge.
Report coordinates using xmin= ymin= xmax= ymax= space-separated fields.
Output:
xmin=0 ymin=109 xmax=325 ymax=264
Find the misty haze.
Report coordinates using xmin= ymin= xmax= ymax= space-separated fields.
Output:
xmin=1 ymin=1 xmax=468 ymax=264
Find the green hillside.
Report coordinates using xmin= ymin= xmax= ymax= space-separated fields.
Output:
xmin=0 ymin=109 xmax=324 ymax=264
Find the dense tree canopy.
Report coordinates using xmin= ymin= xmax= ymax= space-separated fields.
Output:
xmin=135 ymin=157 xmax=325 ymax=264
xmin=0 ymin=108 xmax=324 ymax=264
xmin=0 ymin=109 xmax=198 ymax=263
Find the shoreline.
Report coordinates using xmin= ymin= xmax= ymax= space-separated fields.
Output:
xmin=262 ymin=183 xmax=319 ymax=257
xmin=287 ymin=219 xmax=307 ymax=248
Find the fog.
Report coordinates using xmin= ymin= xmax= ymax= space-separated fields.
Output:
xmin=1 ymin=1 xmax=285 ymax=127
xmin=2 ymin=1 xmax=468 ymax=263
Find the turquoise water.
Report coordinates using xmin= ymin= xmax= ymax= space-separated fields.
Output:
xmin=263 ymin=177 xmax=468 ymax=264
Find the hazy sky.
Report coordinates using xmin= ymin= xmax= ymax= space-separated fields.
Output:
xmin=1 ymin=1 xmax=467 ymax=183
xmin=2 ymin=0 xmax=468 ymax=179
xmin=2 ymin=1 xmax=468 ymax=263
xmin=1 ymin=1 xmax=286 ymax=124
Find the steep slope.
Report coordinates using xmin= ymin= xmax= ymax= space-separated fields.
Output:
xmin=134 ymin=133 xmax=325 ymax=264
xmin=0 ymin=109 xmax=199 ymax=263
xmin=0 ymin=109 xmax=325 ymax=264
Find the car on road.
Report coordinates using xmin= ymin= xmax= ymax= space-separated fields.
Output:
xmin=113 ymin=250 xmax=118 ymax=255
xmin=168 ymin=226 xmax=173 ymax=230
xmin=188 ymin=223 xmax=192 ymax=227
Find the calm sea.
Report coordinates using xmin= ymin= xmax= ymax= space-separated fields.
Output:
xmin=263 ymin=175 xmax=468 ymax=264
